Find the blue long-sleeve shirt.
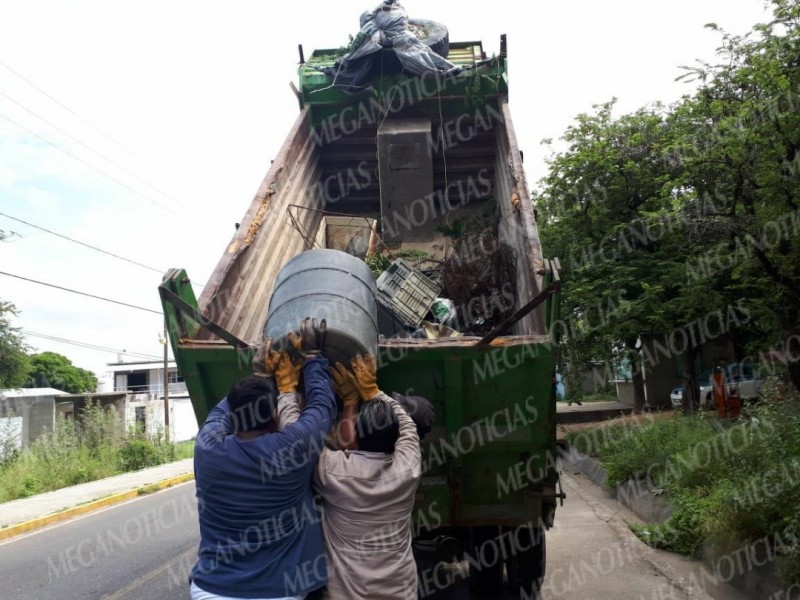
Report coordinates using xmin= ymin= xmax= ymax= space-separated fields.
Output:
xmin=191 ymin=356 xmax=337 ymax=598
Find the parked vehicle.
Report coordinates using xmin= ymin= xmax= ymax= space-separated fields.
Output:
xmin=669 ymin=384 xmax=684 ymax=407
xmin=160 ymin=32 xmax=561 ymax=598
xmin=670 ymin=364 xmax=762 ymax=409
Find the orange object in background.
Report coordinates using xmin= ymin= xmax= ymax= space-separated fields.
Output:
xmin=713 ymin=367 xmax=728 ymax=418
xmin=712 ymin=367 xmax=741 ymax=418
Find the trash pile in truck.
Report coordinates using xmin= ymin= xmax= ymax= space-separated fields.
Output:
xmin=359 ymin=203 xmax=519 ymax=340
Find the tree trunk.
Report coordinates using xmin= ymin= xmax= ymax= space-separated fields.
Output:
xmin=624 ymin=339 xmax=646 ymax=413
xmin=782 ymin=306 xmax=800 ymax=392
xmin=788 ymin=359 xmax=800 ymax=393
xmin=682 ymin=345 xmax=701 ymax=415
xmin=631 ymin=352 xmax=646 ymax=414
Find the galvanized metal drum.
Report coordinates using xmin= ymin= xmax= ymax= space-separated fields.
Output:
xmin=264 ymin=249 xmax=378 ymax=365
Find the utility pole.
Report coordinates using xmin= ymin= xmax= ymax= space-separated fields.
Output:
xmin=162 ymin=320 xmax=170 ymax=443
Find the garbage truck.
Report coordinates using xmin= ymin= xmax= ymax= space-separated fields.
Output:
xmin=160 ymin=12 xmax=562 ymax=598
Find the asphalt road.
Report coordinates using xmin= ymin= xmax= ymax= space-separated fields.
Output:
xmin=0 ymin=470 xmax=753 ymax=600
xmin=0 ymin=483 xmax=199 ymax=600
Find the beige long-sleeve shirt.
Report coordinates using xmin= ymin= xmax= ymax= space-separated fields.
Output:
xmin=276 ymin=392 xmax=421 ymax=600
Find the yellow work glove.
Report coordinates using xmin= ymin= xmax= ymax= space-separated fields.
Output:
xmin=350 ymin=354 xmax=380 ymax=401
xmin=252 ymin=338 xmax=282 ymax=378
xmin=275 ymin=351 xmax=302 ymax=394
xmin=331 ymin=363 xmax=360 ymax=407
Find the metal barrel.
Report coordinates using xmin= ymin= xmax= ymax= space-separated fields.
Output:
xmin=264 ymin=249 xmax=378 ymax=365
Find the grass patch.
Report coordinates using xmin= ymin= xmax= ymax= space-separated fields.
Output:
xmin=581 ymin=391 xmax=620 ymax=403
xmin=0 ymin=399 xmax=195 ymax=504
xmin=173 ymin=440 xmax=195 ymax=460
xmin=568 ymin=378 xmax=800 ymax=584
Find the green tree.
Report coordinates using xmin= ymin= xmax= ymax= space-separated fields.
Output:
xmin=25 ymin=352 xmax=98 ymax=393
xmin=535 ymin=101 xmax=740 ymax=413
xmin=536 ymin=0 xmax=800 ymax=407
xmin=0 ymin=301 xmax=30 ymax=389
xmin=671 ymin=0 xmax=800 ymax=389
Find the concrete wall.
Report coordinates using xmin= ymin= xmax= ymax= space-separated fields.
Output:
xmin=171 ymin=397 xmax=199 ymax=442
xmin=0 ymin=395 xmax=56 ymax=448
xmin=124 ymin=394 xmax=198 ymax=442
xmin=575 ymin=362 xmax=615 ymax=396
xmin=641 ymin=335 xmax=678 ymax=409
xmin=614 ymin=381 xmax=635 ymax=405
xmin=0 ymin=416 xmax=22 ymax=457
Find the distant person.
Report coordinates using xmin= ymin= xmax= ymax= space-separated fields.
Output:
xmin=190 ymin=319 xmax=335 ymax=600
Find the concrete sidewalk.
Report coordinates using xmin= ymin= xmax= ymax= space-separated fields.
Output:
xmin=0 ymin=458 xmax=194 ymax=539
xmin=556 ymin=400 xmax=634 ymax=423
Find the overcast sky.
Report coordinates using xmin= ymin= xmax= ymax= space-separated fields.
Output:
xmin=0 ymin=0 xmax=772 ymax=382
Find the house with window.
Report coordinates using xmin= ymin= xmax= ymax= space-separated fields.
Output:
xmin=103 ymin=359 xmax=198 ymax=442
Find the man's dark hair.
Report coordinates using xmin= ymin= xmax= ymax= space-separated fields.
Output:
xmin=356 ymin=401 xmax=399 ymax=453
xmin=227 ymin=375 xmax=278 ymax=433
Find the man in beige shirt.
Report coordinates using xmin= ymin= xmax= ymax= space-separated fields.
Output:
xmin=277 ymin=355 xmax=421 ymax=600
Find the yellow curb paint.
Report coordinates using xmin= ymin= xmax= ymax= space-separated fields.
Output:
xmin=0 ymin=472 xmax=194 ymax=542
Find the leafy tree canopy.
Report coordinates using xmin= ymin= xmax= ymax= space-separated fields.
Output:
xmin=536 ymin=0 xmax=800 ymax=406
xmin=25 ymin=351 xmax=98 ymax=394
xmin=0 ymin=301 xmax=30 ymax=390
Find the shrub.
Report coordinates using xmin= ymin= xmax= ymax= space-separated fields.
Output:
xmin=0 ymin=407 xmax=194 ymax=502
xmin=572 ymin=379 xmax=800 ymax=584
xmin=79 ymin=397 xmax=120 ymax=458
xmin=118 ymin=437 xmax=160 ymax=471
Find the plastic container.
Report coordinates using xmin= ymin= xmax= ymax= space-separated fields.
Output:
xmin=264 ymin=249 xmax=378 ymax=366
xmin=376 ymin=259 xmax=442 ymax=327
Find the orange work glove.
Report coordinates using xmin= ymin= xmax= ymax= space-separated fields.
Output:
xmin=331 ymin=363 xmax=360 ymax=407
xmin=350 ymin=354 xmax=380 ymax=401
xmin=275 ymin=352 xmax=302 ymax=394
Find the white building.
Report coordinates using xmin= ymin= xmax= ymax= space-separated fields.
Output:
xmin=104 ymin=360 xmax=198 ymax=442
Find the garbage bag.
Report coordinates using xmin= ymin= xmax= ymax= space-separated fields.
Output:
xmin=320 ymin=1 xmax=460 ymax=93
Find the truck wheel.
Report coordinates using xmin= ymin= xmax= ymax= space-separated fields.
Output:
xmin=468 ymin=527 xmax=504 ymax=597
xmin=511 ymin=525 xmax=546 ymax=599
xmin=408 ymin=18 xmax=450 ymax=58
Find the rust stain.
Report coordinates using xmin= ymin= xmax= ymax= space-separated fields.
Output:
xmin=243 ymin=186 xmax=276 ymax=247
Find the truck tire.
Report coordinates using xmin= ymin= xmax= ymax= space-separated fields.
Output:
xmin=408 ymin=18 xmax=450 ymax=58
xmin=468 ymin=527 xmax=504 ymax=597
xmin=509 ymin=525 xmax=546 ymax=599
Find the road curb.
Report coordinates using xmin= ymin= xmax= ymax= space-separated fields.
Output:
xmin=0 ymin=472 xmax=195 ymax=542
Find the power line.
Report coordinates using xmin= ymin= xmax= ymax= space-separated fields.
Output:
xmin=22 ymin=330 xmax=164 ymax=361
xmin=0 ymin=112 xmax=178 ymax=215
xmin=0 ymin=211 xmax=208 ymax=289
xmin=0 ymin=58 xmax=146 ymax=164
xmin=0 ymin=270 xmax=162 ymax=315
xmin=0 ymin=88 xmax=184 ymax=209
xmin=0 ymin=211 xmax=162 ymax=274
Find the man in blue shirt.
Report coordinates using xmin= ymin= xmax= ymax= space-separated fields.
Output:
xmin=190 ymin=322 xmax=336 ymax=600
